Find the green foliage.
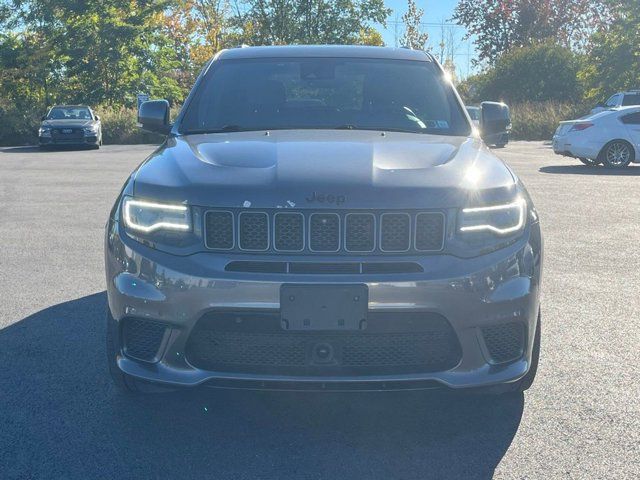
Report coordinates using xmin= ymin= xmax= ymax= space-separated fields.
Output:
xmin=460 ymin=43 xmax=584 ymax=104
xmin=98 ymin=106 xmax=165 ymax=145
xmin=453 ymin=0 xmax=610 ymax=65
xmin=509 ymin=101 xmax=589 ymax=140
xmin=401 ymin=0 xmax=429 ymax=50
xmin=580 ymin=0 xmax=640 ymax=101
xmin=239 ymin=0 xmax=390 ymax=45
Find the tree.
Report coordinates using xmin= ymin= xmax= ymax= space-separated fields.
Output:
xmin=0 ymin=0 xmax=186 ymax=106
xmin=238 ymin=0 xmax=390 ymax=45
xmin=460 ymin=42 xmax=583 ymax=103
xmin=453 ymin=0 xmax=611 ymax=65
xmin=401 ymin=0 xmax=429 ymax=50
xmin=580 ymin=0 xmax=640 ymax=101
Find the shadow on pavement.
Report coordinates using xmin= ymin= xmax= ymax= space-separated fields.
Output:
xmin=540 ymin=164 xmax=640 ymax=176
xmin=0 ymin=293 xmax=523 ymax=479
xmin=0 ymin=145 xmax=96 ymax=153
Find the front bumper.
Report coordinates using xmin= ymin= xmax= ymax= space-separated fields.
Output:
xmin=39 ymin=135 xmax=99 ymax=146
xmin=106 ymin=220 xmax=542 ymax=391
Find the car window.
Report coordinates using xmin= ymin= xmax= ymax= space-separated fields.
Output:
xmin=605 ymin=95 xmax=620 ymax=107
xmin=621 ymin=112 xmax=640 ymax=125
xmin=47 ymin=107 xmax=93 ymax=120
xmin=180 ymin=58 xmax=471 ymax=136
xmin=621 ymin=94 xmax=640 ymax=107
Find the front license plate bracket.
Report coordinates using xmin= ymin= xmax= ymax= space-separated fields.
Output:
xmin=280 ymin=284 xmax=368 ymax=331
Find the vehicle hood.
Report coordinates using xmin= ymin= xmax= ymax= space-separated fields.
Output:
xmin=41 ymin=119 xmax=96 ymax=128
xmin=132 ymin=130 xmax=518 ymax=209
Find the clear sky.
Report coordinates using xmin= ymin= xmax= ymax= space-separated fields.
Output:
xmin=376 ymin=0 xmax=477 ymax=79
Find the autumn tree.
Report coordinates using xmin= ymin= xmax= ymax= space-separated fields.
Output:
xmin=238 ymin=0 xmax=390 ymax=45
xmin=453 ymin=0 xmax=611 ymax=65
xmin=401 ymin=0 xmax=429 ymax=50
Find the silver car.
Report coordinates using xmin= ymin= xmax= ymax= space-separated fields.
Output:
xmin=105 ymin=46 xmax=542 ymax=394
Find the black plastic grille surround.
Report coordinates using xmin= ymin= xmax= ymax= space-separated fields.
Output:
xmin=481 ymin=322 xmax=525 ymax=364
xmin=122 ymin=318 xmax=167 ymax=362
xmin=205 ymin=209 xmax=445 ymax=255
xmin=186 ymin=311 xmax=462 ymax=376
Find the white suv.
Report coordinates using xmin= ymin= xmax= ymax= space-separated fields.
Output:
xmin=591 ymin=90 xmax=640 ymax=114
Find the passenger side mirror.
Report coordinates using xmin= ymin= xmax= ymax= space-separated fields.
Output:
xmin=138 ymin=99 xmax=171 ymax=135
xmin=480 ymin=102 xmax=511 ymax=139
xmin=95 ymin=115 xmax=100 ymax=121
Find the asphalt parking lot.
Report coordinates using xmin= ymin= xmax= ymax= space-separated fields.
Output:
xmin=1 ymin=142 xmax=639 ymax=479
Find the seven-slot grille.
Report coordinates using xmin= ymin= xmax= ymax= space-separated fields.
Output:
xmin=205 ymin=209 xmax=445 ymax=254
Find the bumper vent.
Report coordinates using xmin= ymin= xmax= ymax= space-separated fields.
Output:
xmin=185 ymin=311 xmax=461 ymax=376
xmin=481 ymin=322 xmax=525 ymax=364
xmin=204 ymin=209 xmax=445 ymax=255
xmin=122 ymin=318 xmax=167 ymax=362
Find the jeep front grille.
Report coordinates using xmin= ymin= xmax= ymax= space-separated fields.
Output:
xmin=204 ymin=209 xmax=445 ymax=255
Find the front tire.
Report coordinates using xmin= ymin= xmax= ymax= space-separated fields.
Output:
xmin=600 ymin=140 xmax=634 ymax=169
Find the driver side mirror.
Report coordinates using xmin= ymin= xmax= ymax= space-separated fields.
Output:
xmin=95 ymin=115 xmax=100 ymax=121
xmin=480 ymin=102 xmax=511 ymax=138
xmin=138 ymin=99 xmax=171 ymax=135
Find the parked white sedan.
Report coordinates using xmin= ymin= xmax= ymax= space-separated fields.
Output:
xmin=553 ymin=107 xmax=640 ymax=168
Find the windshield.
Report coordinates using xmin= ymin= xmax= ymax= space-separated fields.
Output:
xmin=180 ymin=58 xmax=471 ymax=136
xmin=47 ymin=107 xmax=92 ymax=120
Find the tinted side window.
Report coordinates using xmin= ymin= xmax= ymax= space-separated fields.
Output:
xmin=621 ymin=94 xmax=640 ymax=106
xmin=621 ymin=112 xmax=640 ymax=125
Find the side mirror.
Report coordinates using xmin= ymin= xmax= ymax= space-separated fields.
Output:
xmin=138 ymin=99 xmax=171 ymax=134
xmin=95 ymin=115 xmax=100 ymax=121
xmin=41 ymin=115 xmax=46 ymax=121
xmin=480 ymin=101 xmax=511 ymax=139
xmin=595 ymin=102 xmax=605 ymax=108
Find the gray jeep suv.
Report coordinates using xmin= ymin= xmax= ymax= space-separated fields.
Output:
xmin=105 ymin=46 xmax=542 ymax=394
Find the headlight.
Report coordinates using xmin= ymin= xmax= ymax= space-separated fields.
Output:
xmin=39 ymin=127 xmax=52 ymax=137
xmin=83 ymin=125 xmax=99 ymax=135
xmin=458 ymin=198 xmax=526 ymax=236
xmin=122 ymin=197 xmax=190 ymax=233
